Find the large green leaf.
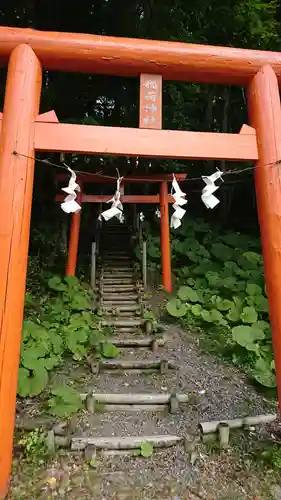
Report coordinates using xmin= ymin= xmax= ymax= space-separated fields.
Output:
xmin=17 ymin=368 xmax=31 ymax=398
xmin=101 ymin=342 xmax=120 ymax=358
xmin=64 ymin=275 xmax=80 ymax=288
xmin=44 ymin=355 xmax=61 ymax=370
xmin=246 ymin=283 xmax=262 ymax=296
xmin=29 ymin=367 xmax=49 ymax=397
xmin=252 ymin=357 xmax=276 ymax=388
xmin=223 ymin=277 xmax=240 ymax=291
xmin=220 ymin=232 xmax=250 ymax=249
xmin=201 ymin=309 xmax=227 ymax=326
xmin=227 ymin=304 xmax=242 ymax=323
xmin=190 ymin=304 xmax=203 ymax=316
xmin=205 ymin=271 xmax=221 ymax=288
xmin=89 ymin=329 xmax=105 ymax=347
xmin=71 ymin=294 xmax=89 ymax=310
xmin=193 ymin=260 xmax=219 ymax=276
xmin=21 ymin=345 xmax=49 ymax=369
xmin=48 ymin=385 xmax=82 ymax=417
xmin=49 ymin=330 xmax=64 ymax=354
xmin=243 ymin=252 xmax=263 ymax=266
xmin=237 ymin=256 xmax=257 ymax=271
xmin=66 ymin=327 xmax=89 ymax=352
xmin=252 ymin=321 xmax=271 ymax=337
xmin=69 ymin=312 xmax=90 ymax=328
xmin=211 ymin=296 xmax=233 ymax=311
xmin=232 ymin=325 xmax=264 ymax=351
xmin=211 ymin=243 xmax=234 ymax=261
xmin=48 ymin=297 xmax=66 ymax=316
xmin=240 ymin=306 xmax=258 ymax=324
xmin=254 ymin=295 xmax=269 ymax=313
xmin=18 ymin=364 xmax=49 ymax=398
xmin=178 ymin=286 xmax=200 ymax=303
xmin=166 ymin=298 xmax=188 ymax=318
xmin=48 ymin=276 xmax=67 ymax=291
xmin=186 ymin=251 xmax=202 ymax=263
xmin=22 ymin=320 xmax=49 ymax=342
xmin=176 ymin=266 xmax=190 ymax=277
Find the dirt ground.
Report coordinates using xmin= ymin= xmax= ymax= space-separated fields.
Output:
xmin=9 ymin=325 xmax=281 ymax=500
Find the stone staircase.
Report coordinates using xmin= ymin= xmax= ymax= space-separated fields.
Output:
xmin=47 ymin=220 xmax=192 ymax=460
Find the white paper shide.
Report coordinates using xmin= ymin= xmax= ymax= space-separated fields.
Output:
xmin=60 ymin=167 xmax=82 ymax=214
xmin=101 ymin=176 xmax=124 ymax=223
xmin=201 ymin=169 xmax=223 ymax=209
xmin=170 ymin=174 xmax=187 ymax=229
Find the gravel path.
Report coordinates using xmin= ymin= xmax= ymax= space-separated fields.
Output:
xmin=11 ymin=324 xmax=280 ymax=499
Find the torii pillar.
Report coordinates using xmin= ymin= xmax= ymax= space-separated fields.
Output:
xmin=0 ymin=45 xmax=42 ymax=497
xmin=247 ymin=65 xmax=281 ymax=406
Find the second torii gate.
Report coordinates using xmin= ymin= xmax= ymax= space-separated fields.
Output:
xmin=55 ymin=172 xmax=187 ymax=292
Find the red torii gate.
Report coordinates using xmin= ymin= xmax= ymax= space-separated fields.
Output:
xmin=0 ymin=26 xmax=281 ymax=497
xmin=56 ymin=172 xmax=187 ymax=290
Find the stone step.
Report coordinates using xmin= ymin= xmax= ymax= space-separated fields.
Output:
xmin=97 ymin=359 xmax=174 ymax=373
xmin=101 ymin=294 xmax=139 ymax=301
xmin=102 ymin=304 xmax=139 ymax=312
xmin=101 ymin=271 xmax=134 ymax=277
xmin=106 ymin=336 xmax=166 ymax=348
xmin=102 ymin=268 xmax=134 ymax=273
xmin=101 ymin=318 xmax=143 ymax=327
xmin=103 ymin=261 xmax=132 ymax=267
xmin=83 ymin=392 xmax=190 ymax=405
xmin=71 ymin=434 xmax=182 ymax=451
xmin=103 ymin=311 xmax=139 ymax=318
xmin=101 ymin=286 xmax=137 ymax=292
xmin=102 ymin=287 xmax=137 ymax=294
xmin=101 ymin=278 xmax=134 ymax=284
xmin=101 ymin=301 xmax=138 ymax=308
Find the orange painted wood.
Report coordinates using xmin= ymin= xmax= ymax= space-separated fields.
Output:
xmin=56 ymin=194 xmax=176 ymax=204
xmin=0 ymin=109 xmax=58 ymax=135
xmin=65 ymin=182 xmax=83 ymax=277
xmin=56 ymin=173 xmax=187 ymax=183
xmin=0 ymin=44 xmax=42 ymax=498
xmin=139 ymin=74 xmax=162 ymax=129
xmin=1 ymin=27 xmax=281 ymax=85
xmin=36 ymin=110 xmax=59 ymax=122
xmin=239 ymin=124 xmax=255 ymax=135
xmin=160 ymin=181 xmax=172 ymax=292
xmin=34 ymin=123 xmax=258 ymax=161
xmin=247 ymin=65 xmax=281 ymax=409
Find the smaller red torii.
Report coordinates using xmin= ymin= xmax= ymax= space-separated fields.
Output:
xmin=56 ymin=172 xmax=188 ymax=293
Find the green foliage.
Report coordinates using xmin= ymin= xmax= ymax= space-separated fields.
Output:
xmin=166 ymin=298 xmax=188 ymax=317
xmin=257 ymin=442 xmax=281 ymax=470
xmin=164 ymin=217 xmax=275 ymax=388
xmin=19 ymin=429 xmax=48 ymax=463
xmin=101 ymin=342 xmax=120 ymax=358
xmin=178 ymin=286 xmax=201 ymax=303
xmin=19 ymin=275 xmax=106 ymax=398
xmin=48 ymin=385 xmax=83 ymax=418
xmin=140 ymin=441 xmax=154 ymax=458
xmin=252 ymin=357 xmax=276 ymax=388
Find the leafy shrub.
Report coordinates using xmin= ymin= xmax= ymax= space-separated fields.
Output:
xmin=48 ymin=385 xmax=83 ymax=417
xmin=18 ymin=275 xmax=112 ymax=398
xmin=19 ymin=428 xmax=48 ymax=462
xmin=162 ymin=217 xmax=275 ymax=388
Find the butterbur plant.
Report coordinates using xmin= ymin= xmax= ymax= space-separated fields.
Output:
xmin=18 ymin=275 xmax=107 ymax=398
xmin=163 ymin=217 xmax=275 ymax=388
